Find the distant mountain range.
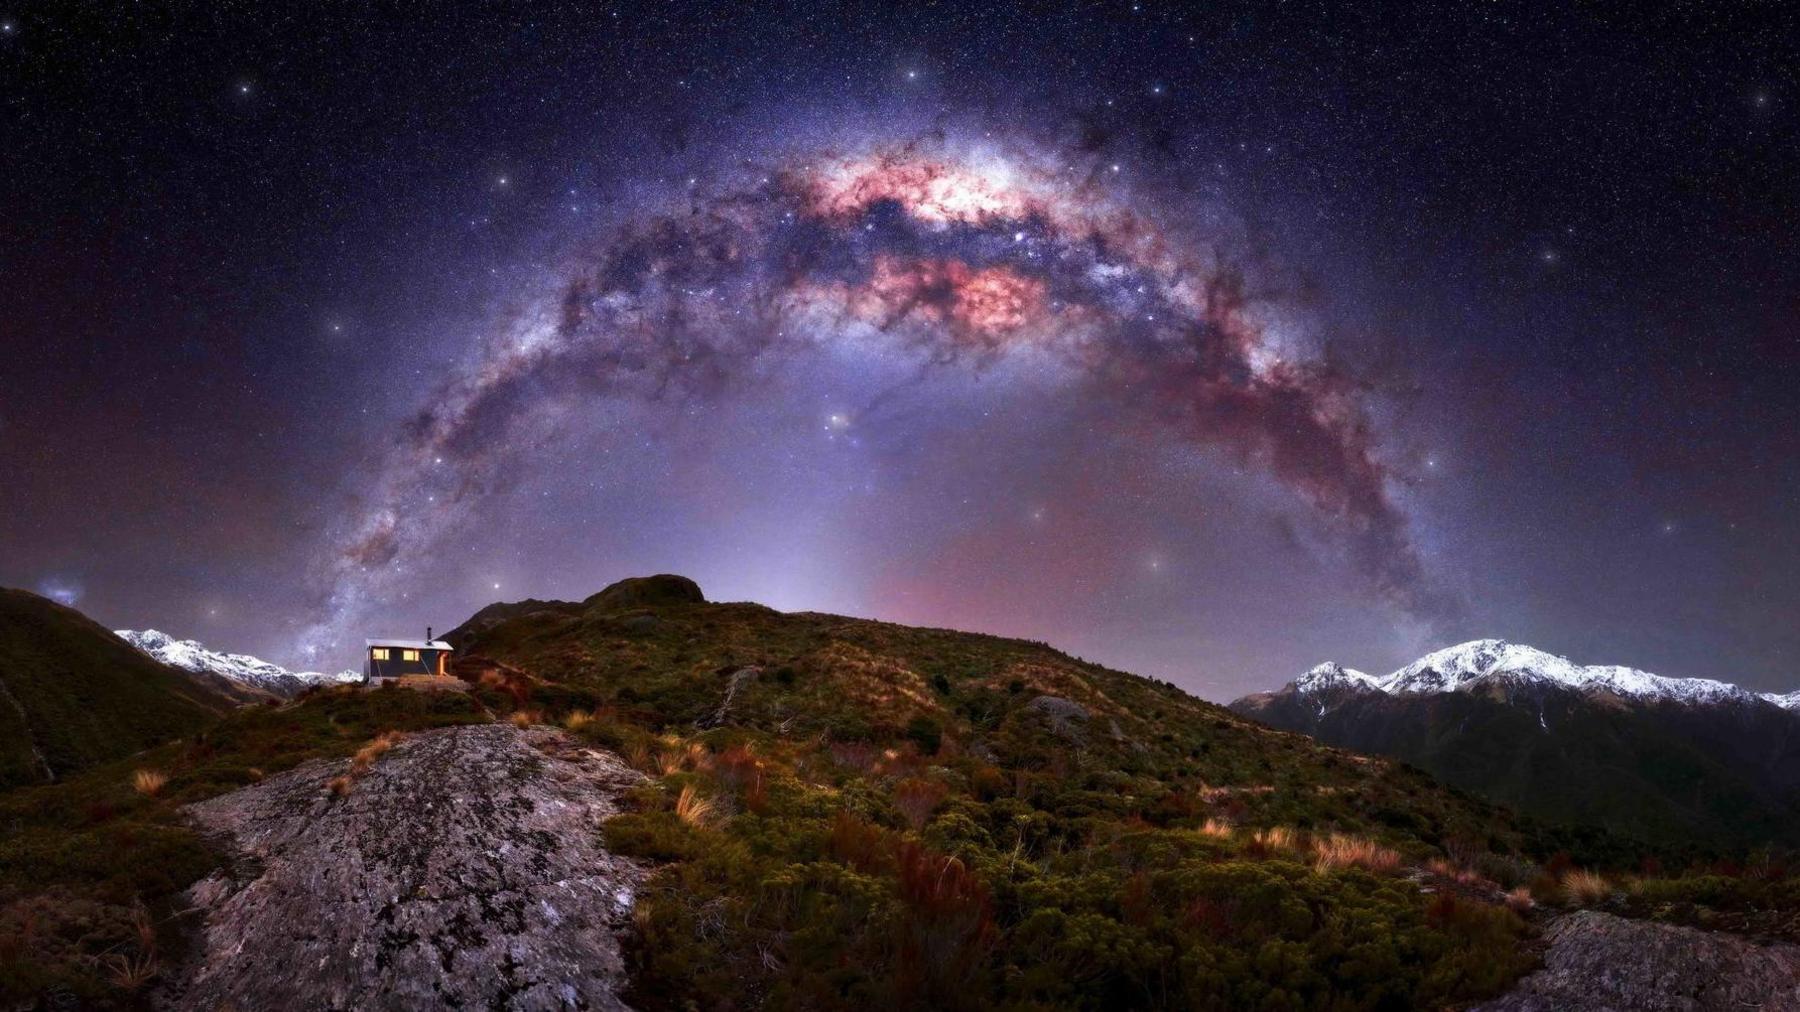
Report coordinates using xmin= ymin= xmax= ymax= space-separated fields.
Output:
xmin=116 ymin=629 xmax=360 ymax=700
xmin=1231 ymin=640 xmax=1800 ymax=849
xmin=0 ymin=590 xmax=236 ymax=788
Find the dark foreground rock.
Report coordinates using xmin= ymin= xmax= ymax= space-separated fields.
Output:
xmin=164 ymin=723 xmax=645 ymax=1011
xmin=1478 ymin=909 xmax=1800 ymax=1011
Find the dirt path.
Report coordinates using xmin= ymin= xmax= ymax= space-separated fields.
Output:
xmin=163 ymin=723 xmax=646 ymax=1011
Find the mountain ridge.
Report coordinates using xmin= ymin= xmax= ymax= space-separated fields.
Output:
xmin=116 ymin=629 xmax=360 ymax=699
xmin=0 ymin=588 xmax=237 ymax=787
xmin=1270 ymin=639 xmax=1795 ymax=710
xmin=1231 ymin=639 xmax=1800 ymax=848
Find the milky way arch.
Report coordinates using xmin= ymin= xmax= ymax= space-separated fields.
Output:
xmin=298 ymin=129 xmax=1448 ymax=658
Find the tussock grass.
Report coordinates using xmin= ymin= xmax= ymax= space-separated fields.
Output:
xmin=1253 ymin=826 xmax=1295 ymax=850
xmin=674 ymin=784 xmax=716 ymax=827
xmin=99 ymin=952 xmax=159 ymax=992
xmin=1561 ymin=869 xmax=1611 ymax=905
xmin=1504 ymin=886 xmax=1534 ymax=913
xmin=1313 ymin=833 xmax=1402 ymax=873
xmin=348 ymin=731 xmax=406 ymax=775
xmin=1198 ymin=818 xmax=1234 ymax=839
xmin=130 ymin=769 xmax=168 ymax=797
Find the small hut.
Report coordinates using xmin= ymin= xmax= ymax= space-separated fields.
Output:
xmin=364 ymin=628 xmax=453 ymax=682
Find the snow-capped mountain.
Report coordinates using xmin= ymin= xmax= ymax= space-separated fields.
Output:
xmin=1286 ymin=639 xmax=1781 ymax=709
xmin=117 ymin=629 xmax=359 ymax=699
xmin=1761 ymin=690 xmax=1800 ymax=711
xmin=1230 ymin=639 xmax=1800 ymax=847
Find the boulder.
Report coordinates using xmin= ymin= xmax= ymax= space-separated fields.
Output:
xmin=1478 ymin=909 xmax=1800 ymax=1011
xmin=1027 ymin=694 xmax=1090 ymax=742
xmin=164 ymin=723 xmax=645 ymax=1011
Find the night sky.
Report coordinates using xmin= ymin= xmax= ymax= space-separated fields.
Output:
xmin=3 ymin=4 xmax=1796 ymax=699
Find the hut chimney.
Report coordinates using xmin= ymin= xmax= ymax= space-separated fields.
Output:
xmin=427 ymin=626 xmax=434 ymax=643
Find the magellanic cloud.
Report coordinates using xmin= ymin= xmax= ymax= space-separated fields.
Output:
xmin=299 ymin=129 xmax=1452 ymax=658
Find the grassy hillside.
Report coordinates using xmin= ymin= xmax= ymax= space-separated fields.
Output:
xmin=0 ymin=686 xmax=488 ymax=1005
xmin=0 ymin=589 xmax=236 ymax=788
xmin=451 ymin=577 xmax=1560 ymax=1009
xmin=9 ymin=576 xmax=1800 ymax=1008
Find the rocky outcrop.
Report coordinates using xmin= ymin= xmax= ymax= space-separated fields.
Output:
xmin=1026 ymin=694 xmax=1090 ymax=742
xmin=699 ymin=665 xmax=761 ymax=729
xmin=165 ymin=723 xmax=646 ymax=1011
xmin=583 ymin=574 xmax=705 ymax=613
xmin=1479 ymin=910 xmax=1800 ymax=1011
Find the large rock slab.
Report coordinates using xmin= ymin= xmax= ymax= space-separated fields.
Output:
xmin=165 ymin=723 xmax=645 ymax=1011
xmin=1479 ymin=909 xmax=1800 ymax=1011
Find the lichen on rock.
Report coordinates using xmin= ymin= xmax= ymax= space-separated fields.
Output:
xmin=165 ymin=723 xmax=645 ymax=1011
xmin=1478 ymin=909 xmax=1800 ymax=1011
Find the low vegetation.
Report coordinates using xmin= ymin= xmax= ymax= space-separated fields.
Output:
xmin=451 ymin=583 xmax=1560 ymax=1008
xmin=9 ymin=576 xmax=1800 ymax=1008
xmin=0 ymin=686 xmax=485 ymax=1004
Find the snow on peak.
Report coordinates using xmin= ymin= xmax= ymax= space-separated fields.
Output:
xmin=1295 ymin=662 xmax=1380 ymax=693
xmin=1294 ymin=639 xmax=1767 ymax=707
xmin=1761 ymin=690 xmax=1800 ymax=711
xmin=117 ymin=629 xmax=359 ymax=696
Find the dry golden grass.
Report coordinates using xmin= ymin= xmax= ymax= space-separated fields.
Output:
xmin=625 ymin=741 xmax=654 ymax=773
xmin=1253 ymin=826 xmax=1295 ymax=850
xmin=563 ymin=709 xmax=594 ymax=732
xmin=349 ymin=731 xmax=407 ymax=775
xmin=1561 ymin=869 xmax=1610 ymax=905
xmin=100 ymin=951 xmax=159 ymax=992
xmin=1425 ymin=858 xmax=1485 ymax=886
xmin=1312 ymin=833 xmax=1402 ymax=873
xmin=131 ymin=769 xmax=168 ymax=797
xmin=1198 ymin=818 xmax=1234 ymax=839
xmin=508 ymin=709 xmax=542 ymax=728
xmin=685 ymin=741 xmax=712 ymax=771
xmin=327 ymin=775 xmax=353 ymax=797
xmin=1504 ymin=886 xmax=1535 ymax=913
xmin=674 ymin=784 xmax=716 ymax=827
xmin=656 ymin=749 xmax=684 ymax=776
